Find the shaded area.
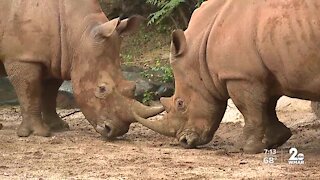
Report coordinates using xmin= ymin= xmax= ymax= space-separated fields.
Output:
xmin=0 ymin=78 xmax=17 ymax=105
xmin=0 ymin=78 xmax=77 ymax=109
xmin=0 ymin=65 xmax=174 ymax=107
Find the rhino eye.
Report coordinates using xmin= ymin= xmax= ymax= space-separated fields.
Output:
xmin=176 ymin=98 xmax=186 ymax=112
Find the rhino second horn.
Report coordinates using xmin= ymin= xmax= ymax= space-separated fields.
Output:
xmin=133 ymin=112 xmax=177 ymax=137
xmin=132 ymin=101 xmax=164 ymax=118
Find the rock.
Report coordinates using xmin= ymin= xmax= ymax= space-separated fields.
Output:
xmin=122 ymin=69 xmax=154 ymax=101
xmin=0 ymin=78 xmax=76 ymax=108
xmin=122 ymin=70 xmax=143 ymax=82
xmin=59 ymin=81 xmax=73 ymax=93
xmin=0 ymin=77 xmax=18 ymax=105
xmin=134 ymin=79 xmax=158 ymax=102
xmin=222 ymin=99 xmax=244 ymax=124
xmin=0 ymin=65 xmax=175 ymax=107
xmin=276 ymin=96 xmax=311 ymax=112
xmin=311 ymin=101 xmax=320 ymax=118
xmin=122 ymin=66 xmax=174 ymax=102
xmin=221 ymin=97 xmax=315 ymax=125
xmin=121 ymin=65 xmax=144 ymax=73
xmin=154 ymin=83 xmax=174 ymax=99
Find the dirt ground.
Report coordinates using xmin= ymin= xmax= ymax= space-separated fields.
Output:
xmin=0 ymin=97 xmax=319 ymax=179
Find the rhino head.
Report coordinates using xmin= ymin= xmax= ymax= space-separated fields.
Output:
xmin=71 ymin=16 xmax=164 ymax=139
xmin=134 ymin=30 xmax=227 ymax=148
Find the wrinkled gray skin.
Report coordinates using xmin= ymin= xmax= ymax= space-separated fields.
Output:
xmin=0 ymin=0 xmax=163 ymax=138
xmin=135 ymin=0 xmax=320 ymax=153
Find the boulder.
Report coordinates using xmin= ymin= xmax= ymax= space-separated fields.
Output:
xmin=0 ymin=78 xmax=77 ymax=109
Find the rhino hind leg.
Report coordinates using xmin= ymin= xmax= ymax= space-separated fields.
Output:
xmin=263 ymin=96 xmax=292 ymax=148
xmin=264 ymin=121 xmax=292 ymax=149
xmin=4 ymin=61 xmax=50 ymax=137
xmin=42 ymin=79 xmax=69 ymax=131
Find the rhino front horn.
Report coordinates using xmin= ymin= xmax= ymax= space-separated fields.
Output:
xmin=133 ymin=112 xmax=179 ymax=137
xmin=131 ymin=101 xmax=164 ymax=118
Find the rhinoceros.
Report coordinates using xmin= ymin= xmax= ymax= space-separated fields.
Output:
xmin=135 ymin=0 xmax=320 ymax=153
xmin=0 ymin=0 xmax=163 ymax=138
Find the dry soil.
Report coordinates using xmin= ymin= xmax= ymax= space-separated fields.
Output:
xmin=0 ymin=97 xmax=319 ymax=179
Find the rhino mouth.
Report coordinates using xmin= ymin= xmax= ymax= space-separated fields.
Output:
xmin=178 ymin=132 xmax=199 ymax=148
xmin=177 ymin=129 xmax=214 ymax=149
xmin=95 ymin=119 xmax=130 ymax=139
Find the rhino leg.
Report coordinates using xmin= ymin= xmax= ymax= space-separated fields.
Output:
xmin=4 ymin=61 xmax=50 ymax=137
xmin=228 ymin=82 xmax=268 ymax=154
xmin=42 ymin=79 xmax=69 ymax=131
xmin=263 ymin=96 xmax=292 ymax=148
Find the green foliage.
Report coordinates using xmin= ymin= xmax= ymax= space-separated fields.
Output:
xmin=160 ymin=66 xmax=174 ymax=83
xmin=147 ymin=0 xmax=185 ymax=25
xmin=142 ymin=91 xmax=154 ymax=105
xmin=121 ymin=54 xmax=134 ymax=63
xmin=196 ymin=0 xmax=206 ymax=7
xmin=141 ymin=59 xmax=174 ymax=105
xmin=140 ymin=58 xmax=174 ymax=83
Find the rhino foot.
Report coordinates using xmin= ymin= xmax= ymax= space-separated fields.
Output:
xmin=263 ymin=122 xmax=292 ymax=149
xmin=17 ymin=126 xmax=32 ymax=137
xmin=44 ymin=115 xmax=70 ymax=132
xmin=17 ymin=120 xmax=51 ymax=137
xmin=0 ymin=123 xmax=3 ymax=130
xmin=243 ymin=139 xmax=266 ymax=154
xmin=48 ymin=120 xmax=70 ymax=131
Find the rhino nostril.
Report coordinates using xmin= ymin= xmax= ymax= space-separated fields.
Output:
xmin=104 ymin=124 xmax=115 ymax=138
xmin=105 ymin=124 xmax=111 ymax=133
xmin=179 ymin=135 xmax=197 ymax=149
xmin=179 ymin=136 xmax=189 ymax=148
xmin=96 ymin=124 xmax=114 ymax=138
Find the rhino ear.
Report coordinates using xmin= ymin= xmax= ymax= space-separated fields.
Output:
xmin=95 ymin=18 xmax=120 ymax=38
xmin=116 ymin=15 xmax=146 ymax=36
xmin=171 ymin=29 xmax=186 ymax=58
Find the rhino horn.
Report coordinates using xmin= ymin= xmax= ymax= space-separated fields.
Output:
xmin=133 ymin=112 xmax=179 ymax=137
xmin=132 ymin=100 xmax=164 ymax=118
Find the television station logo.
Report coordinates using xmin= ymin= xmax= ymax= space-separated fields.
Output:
xmin=263 ymin=147 xmax=304 ymax=165
xmin=288 ymin=147 xmax=304 ymax=165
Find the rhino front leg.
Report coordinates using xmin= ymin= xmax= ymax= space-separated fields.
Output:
xmin=227 ymin=82 xmax=269 ymax=154
xmin=42 ymin=79 xmax=69 ymax=131
xmin=4 ymin=61 xmax=50 ymax=137
xmin=263 ymin=96 xmax=292 ymax=148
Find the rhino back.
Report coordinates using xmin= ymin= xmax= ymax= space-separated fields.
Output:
xmin=0 ymin=0 xmax=11 ymax=43
xmin=0 ymin=1 xmax=60 ymax=67
xmin=256 ymin=0 xmax=320 ymax=97
xmin=179 ymin=0 xmax=227 ymax=75
xmin=0 ymin=0 xmax=106 ymax=79
xmin=203 ymin=0 xmax=320 ymax=99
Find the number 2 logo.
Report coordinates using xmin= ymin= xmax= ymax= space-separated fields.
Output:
xmin=289 ymin=147 xmax=304 ymax=161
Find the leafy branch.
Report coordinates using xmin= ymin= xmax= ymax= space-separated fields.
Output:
xmin=147 ymin=0 xmax=185 ymax=25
